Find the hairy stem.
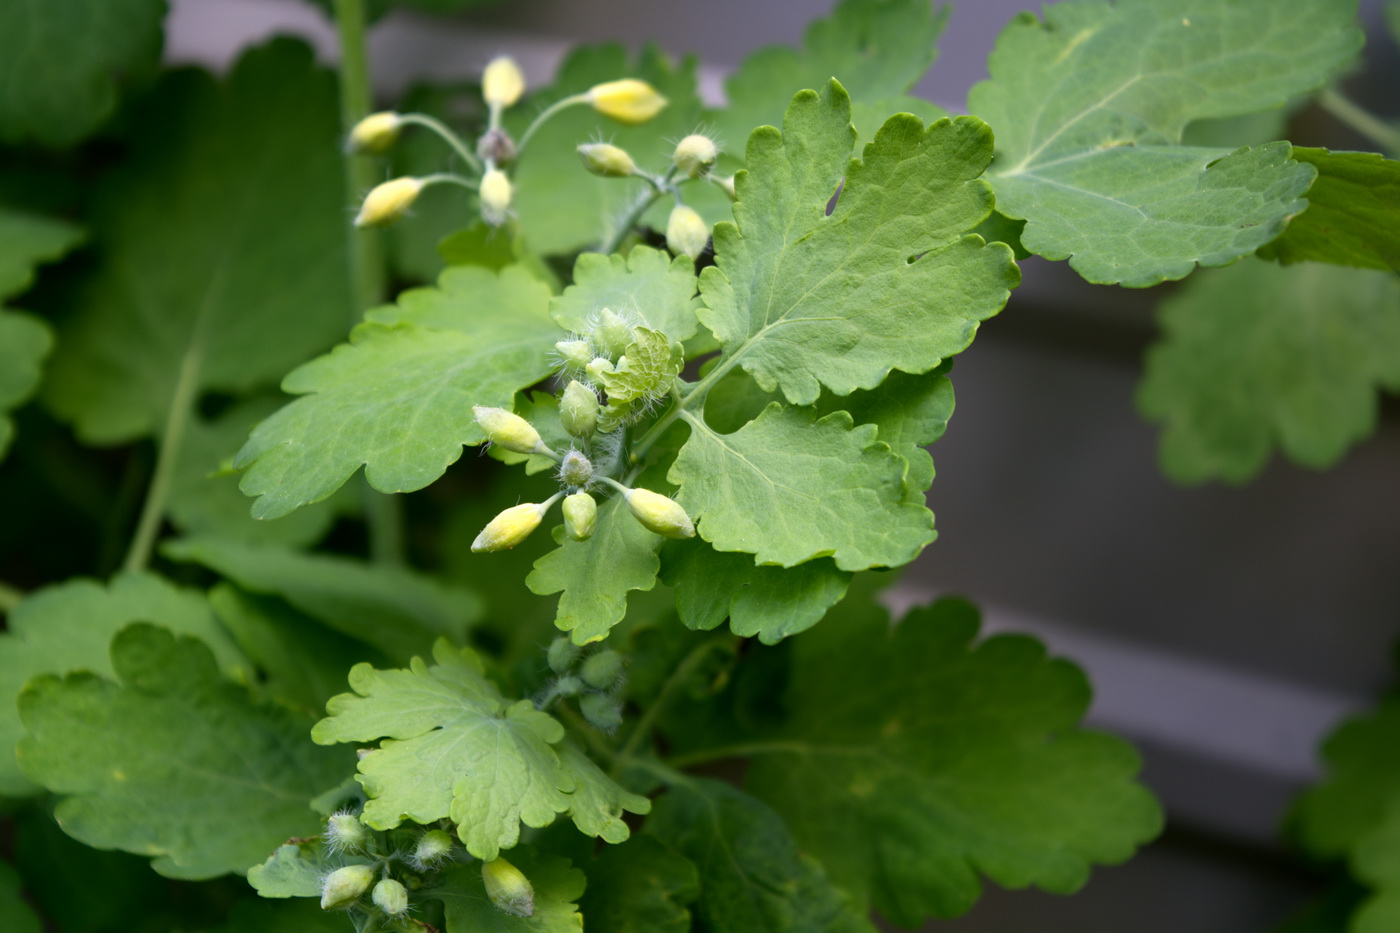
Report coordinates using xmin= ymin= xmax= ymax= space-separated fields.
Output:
xmin=400 ymin=113 xmax=482 ymax=175
xmin=515 ymin=93 xmax=588 ymax=156
xmin=1318 ymin=87 xmax=1400 ymax=155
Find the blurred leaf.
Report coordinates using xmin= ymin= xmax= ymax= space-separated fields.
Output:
xmin=1259 ymin=148 xmax=1400 ymax=272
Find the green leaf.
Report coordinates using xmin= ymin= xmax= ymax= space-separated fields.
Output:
xmin=740 ymin=598 xmax=1163 ymax=924
xmin=699 ymin=82 xmax=1015 ymax=405
xmin=1137 ymin=258 xmax=1400 ymax=483
xmin=0 ymin=311 xmax=53 ymax=461
xmin=0 ymin=571 xmax=245 ymax=796
xmin=0 ymin=860 xmax=40 ymax=933
xmin=234 ymin=264 xmax=560 ymax=518
xmin=1259 ymin=148 xmax=1400 ymax=272
xmin=1353 ymin=806 xmax=1400 ymax=933
xmin=526 ymin=496 xmax=662 ymax=644
xmin=43 ymin=40 xmax=351 ymax=445
xmin=0 ymin=206 xmax=85 ymax=300
xmin=248 ymin=844 xmax=332 ymax=898
xmin=17 ymin=624 xmax=351 ymax=879
xmin=662 ymin=539 xmax=852 ymax=643
xmin=208 ymin=896 xmax=349 ymax=933
xmin=575 ymin=836 xmax=699 ymax=933
xmin=646 ymin=775 xmax=874 ymax=933
xmin=433 ymin=846 xmax=585 ymax=933
xmin=163 ymin=536 xmax=479 ymax=664
xmin=969 ymin=0 xmax=1362 ymax=286
xmin=0 ymin=0 xmax=164 ymax=147
xmin=1292 ymin=703 xmax=1400 ymax=861
xmin=551 ymin=246 xmax=700 ymax=342
xmin=311 ymin=640 xmax=648 ymax=858
xmin=671 ymin=404 xmax=935 ymax=570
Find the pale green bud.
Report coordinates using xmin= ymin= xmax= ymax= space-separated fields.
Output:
xmin=321 ymin=864 xmax=375 ymax=910
xmin=560 ymin=380 xmax=600 ymax=438
xmin=547 ymin=636 xmax=580 ymax=673
xmin=472 ymin=502 xmax=549 ymax=552
xmin=585 ymin=356 xmax=616 ymax=383
xmin=624 ymin=487 xmax=695 ymax=539
xmin=586 ymin=79 xmax=667 ymax=124
xmin=562 ymin=493 xmax=598 ymax=541
xmin=594 ymin=309 xmax=634 ymax=356
xmin=479 ymin=168 xmax=513 ymax=227
xmin=553 ymin=674 xmax=583 ymax=697
xmin=558 ymin=450 xmax=593 ymax=488
xmin=672 ymin=134 xmax=718 ymax=177
xmin=355 ymin=177 xmax=423 ymax=228
xmin=372 ymin=878 xmax=410 ymax=916
xmin=325 ymin=811 xmax=367 ymax=853
xmin=555 ymin=340 xmax=593 ymax=369
xmin=577 ymin=142 xmax=636 ymax=177
xmin=349 ymin=111 xmax=402 ymax=155
xmin=666 ymin=204 xmax=709 ymax=259
xmin=483 ymin=56 xmax=526 ymax=109
xmin=580 ymin=691 xmax=623 ymax=731
xmin=482 ymin=857 xmax=536 ymax=917
xmin=473 ymin=406 xmax=551 ymax=455
xmin=413 ymin=830 xmax=454 ymax=869
xmin=580 ymin=649 xmax=623 ymax=689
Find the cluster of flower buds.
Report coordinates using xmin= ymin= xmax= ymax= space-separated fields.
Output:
xmin=544 ymin=637 xmax=625 ymax=729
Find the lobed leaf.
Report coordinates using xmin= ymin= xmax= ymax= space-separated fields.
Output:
xmin=574 ymin=836 xmax=699 ymax=933
xmin=1259 ymin=148 xmax=1400 ymax=273
xmin=552 ymin=246 xmax=701 ymax=343
xmin=0 ymin=311 xmax=53 ymax=461
xmin=432 ymin=846 xmax=585 ymax=933
xmin=0 ymin=206 xmax=85 ymax=301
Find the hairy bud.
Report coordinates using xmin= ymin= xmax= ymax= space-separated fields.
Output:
xmin=555 ymin=340 xmax=593 ymax=369
xmin=672 ymin=134 xmax=718 ymax=177
xmin=413 ymin=830 xmax=455 ymax=870
xmin=558 ymin=450 xmax=594 ymax=488
xmin=321 ymin=864 xmax=375 ymax=910
xmin=580 ymin=649 xmax=623 ymax=690
xmin=593 ymin=308 xmax=635 ymax=356
xmin=585 ymin=356 xmax=616 ymax=384
xmin=473 ymin=406 xmax=550 ymax=455
xmin=482 ymin=857 xmax=536 ymax=917
xmin=348 ymin=111 xmax=402 ymax=155
xmin=666 ymin=204 xmax=709 ymax=259
xmin=562 ymin=492 xmax=598 ymax=541
xmin=547 ymin=636 xmax=580 ymax=673
xmin=477 ymin=127 xmax=517 ymax=166
xmin=586 ymin=79 xmax=668 ymax=124
xmin=355 ymin=177 xmax=423 ymax=228
xmin=580 ymin=691 xmax=623 ymax=732
xmin=577 ymin=142 xmax=637 ymax=178
xmin=624 ymin=487 xmax=695 ymax=539
xmin=479 ymin=168 xmax=513 ymax=227
xmin=325 ymin=811 xmax=367 ymax=853
xmin=372 ymin=878 xmax=410 ymax=916
xmin=482 ymin=56 xmax=525 ymax=109
xmin=560 ymin=381 xmax=600 ymax=438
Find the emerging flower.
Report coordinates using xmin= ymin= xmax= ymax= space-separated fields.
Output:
xmin=666 ymin=204 xmax=710 ymax=259
xmin=354 ymin=177 xmax=423 ymax=228
xmin=482 ymin=56 xmax=526 ymax=109
xmin=586 ymin=79 xmax=668 ymax=124
xmin=348 ymin=111 xmax=402 ymax=154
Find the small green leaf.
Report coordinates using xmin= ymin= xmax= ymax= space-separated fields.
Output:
xmin=1137 ymin=258 xmax=1400 ymax=483
xmin=432 ymin=846 xmax=585 ymax=933
xmin=970 ymin=0 xmax=1362 ymax=286
xmin=1259 ymin=148 xmax=1400 ymax=273
xmin=0 ymin=206 xmax=85 ymax=301
xmin=234 ymin=264 xmax=560 ymax=518
xmin=1292 ymin=703 xmax=1400 ymax=861
xmin=551 ymin=246 xmax=700 ymax=342
xmin=17 ymin=625 xmax=350 ymax=879
xmin=248 ymin=844 xmax=327 ymax=899
xmin=0 ymin=311 xmax=53 ymax=461
xmin=575 ymin=836 xmax=699 ymax=933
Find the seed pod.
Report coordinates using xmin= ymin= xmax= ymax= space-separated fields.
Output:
xmin=577 ymin=142 xmax=637 ymax=178
xmin=325 ymin=811 xmax=367 ymax=853
xmin=672 ymin=134 xmax=718 ymax=177
xmin=354 ymin=177 xmax=424 ymax=228
xmin=372 ymin=878 xmax=410 ymax=916
xmin=560 ymin=381 xmax=600 ymax=439
xmin=321 ymin=864 xmax=375 ymax=910
xmin=666 ymin=204 xmax=709 ymax=259
xmin=586 ymin=79 xmax=668 ymax=124
xmin=413 ymin=830 xmax=455 ymax=869
xmin=624 ymin=487 xmax=695 ymax=539
xmin=482 ymin=56 xmax=526 ymax=109
xmin=580 ymin=649 xmax=623 ymax=690
xmin=348 ymin=111 xmax=402 ymax=155
xmin=473 ymin=406 xmax=550 ymax=455
xmin=562 ymin=492 xmax=598 ymax=540
xmin=580 ymin=691 xmax=623 ymax=732
xmin=559 ymin=450 xmax=594 ymax=488
xmin=482 ymin=857 xmax=536 ymax=917
xmin=472 ymin=502 xmax=548 ymax=552
xmin=479 ymin=168 xmax=513 ymax=227
xmin=547 ymin=636 xmax=580 ymax=673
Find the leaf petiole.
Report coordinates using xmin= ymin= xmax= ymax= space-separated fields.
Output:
xmin=398 ymin=112 xmax=484 ymax=175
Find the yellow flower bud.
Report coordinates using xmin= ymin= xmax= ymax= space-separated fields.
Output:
xmin=483 ymin=56 xmax=526 ymax=109
xmin=586 ymin=79 xmax=668 ymax=124
xmin=348 ymin=111 xmax=402 ymax=155
xmin=624 ymin=487 xmax=695 ymax=539
xmin=479 ymin=169 xmax=513 ymax=227
xmin=472 ymin=502 xmax=548 ymax=552
xmin=577 ymin=142 xmax=636 ymax=178
xmin=563 ymin=492 xmax=597 ymax=541
xmin=354 ymin=177 xmax=423 ymax=228
xmin=473 ymin=406 xmax=550 ymax=455
xmin=666 ymin=204 xmax=710 ymax=259
xmin=672 ymin=134 xmax=718 ymax=177
xmin=482 ymin=856 xmax=536 ymax=917
xmin=321 ymin=864 xmax=375 ymax=910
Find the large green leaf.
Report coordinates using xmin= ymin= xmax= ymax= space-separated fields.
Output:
xmin=43 ymin=40 xmax=350 ymax=445
xmin=1137 ymin=258 xmax=1400 ymax=483
xmin=0 ymin=311 xmax=53 ymax=461
xmin=969 ymin=0 xmax=1362 ymax=286
xmin=0 ymin=0 xmax=165 ymax=147
xmin=17 ymin=625 xmax=350 ymax=879
xmin=0 ymin=571 xmax=244 ymax=796
xmin=737 ymin=598 xmax=1162 ymax=924
xmin=234 ymin=264 xmax=560 ymax=518
xmin=1259 ymin=148 xmax=1400 ymax=273
xmin=311 ymin=640 xmax=648 ymax=859
xmin=574 ymin=835 xmax=699 ymax=933
xmin=551 ymin=246 xmax=700 ymax=342
xmin=432 ymin=847 xmax=585 ymax=933
xmin=0 ymin=207 xmax=84 ymax=301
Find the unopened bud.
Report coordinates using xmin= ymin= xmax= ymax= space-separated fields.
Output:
xmin=562 ymin=493 xmax=598 ymax=541
xmin=555 ymin=340 xmax=592 ymax=369
xmin=477 ymin=127 xmax=517 ymax=166
xmin=321 ymin=864 xmax=375 ymax=910
xmin=577 ymin=142 xmax=636 ymax=177
xmin=559 ymin=450 xmax=594 ymax=488
xmin=560 ymin=380 xmax=600 ymax=438
xmin=372 ymin=878 xmax=410 ymax=916
xmin=413 ymin=830 xmax=454 ymax=869
xmin=479 ymin=168 xmax=513 ymax=227
xmin=482 ymin=857 xmax=536 ymax=917
xmin=673 ymin=134 xmax=718 ymax=177
xmin=580 ymin=649 xmax=623 ymax=689
xmin=472 ymin=502 xmax=550 ymax=552
xmin=355 ymin=177 xmax=423 ymax=228
xmin=585 ymin=357 xmax=616 ymax=383
xmin=580 ymin=691 xmax=623 ymax=731
xmin=624 ymin=487 xmax=695 ymax=539
xmin=594 ymin=309 xmax=634 ymax=356
xmin=714 ymin=174 xmax=738 ymax=201
xmin=547 ymin=636 xmax=580 ymax=673
xmin=483 ymin=56 xmax=526 ymax=109
xmin=325 ymin=811 xmax=367 ymax=853
xmin=349 ymin=112 xmax=402 ymax=155
xmin=586 ymin=79 xmax=668 ymax=124
xmin=666 ymin=204 xmax=709 ymax=259
xmin=473 ymin=406 xmax=551 ymax=455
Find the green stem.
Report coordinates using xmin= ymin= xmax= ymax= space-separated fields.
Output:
xmin=598 ymin=166 xmax=681 ymax=256
xmin=628 ymin=357 xmax=736 ymax=465
xmin=665 ymin=740 xmax=812 ymax=772
xmin=420 ymin=172 xmax=479 ymax=191
xmin=334 ymin=0 xmax=404 ymax=566
xmin=0 ymin=581 xmax=23 ymax=613
xmin=515 ymin=93 xmax=589 ymax=156
xmin=400 ymin=113 xmax=482 ymax=175
xmin=611 ymin=638 xmax=729 ymax=777
xmin=1318 ymin=87 xmax=1400 ymax=156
